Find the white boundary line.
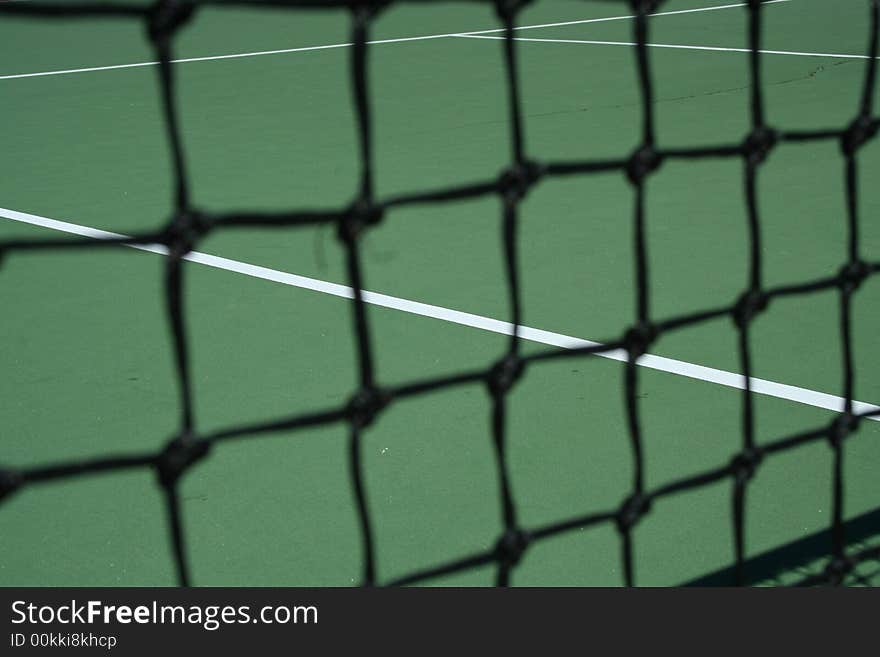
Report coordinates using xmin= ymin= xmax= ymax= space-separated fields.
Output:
xmin=2 ymin=206 xmax=878 ymax=422
xmin=454 ymin=33 xmax=875 ymax=60
xmin=0 ymin=0 xmax=794 ymax=81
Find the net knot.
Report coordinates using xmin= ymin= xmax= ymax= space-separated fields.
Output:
xmin=156 ymin=435 xmax=210 ymax=488
xmin=841 ymin=115 xmax=878 ymax=156
xmin=494 ymin=529 xmax=531 ymax=566
xmin=0 ymin=468 xmax=23 ymax=502
xmin=732 ymin=289 xmax=769 ymax=328
xmin=147 ymin=0 xmax=196 ymax=43
xmin=347 ymin=387 xmax=390 ymax=429
xmin=626 ymin=145 xmax=662 ymax=185
xmin=616 ymin=493 xmax=652 ymax=533
xmin=494 ymin=0 xmax=533 ymax=20
xmin=742 ymin=127 xmax=777 ymax=165
xmin=623 ymin=322 xmax=657 ymax=359
xmin=164 ymin=210 xmax=207 ymax=254
xmin=828 ymin=413 xmax=860 ymax=449
xmin=630 ymin=0 xmax=664 ymax=13
xmin=838 ymin=260 xmax=870 ymax=295
xmin=487 ymin=355 xmax=524 ymax=397
xmin=338 ymin=199 xmax=384 ymax=244
xmin=351 ymin=0 xmax=390 ymax=20
xmin=730 ymin=447 xmax=764 ymax=483
xmin=498 ymin=161 xmax=543 ymax=202
xmin=822 ymin=556 xmax=853 ymax=585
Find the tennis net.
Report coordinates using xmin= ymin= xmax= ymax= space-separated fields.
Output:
xmin=1 ymin=0 xmax=879 ymax=587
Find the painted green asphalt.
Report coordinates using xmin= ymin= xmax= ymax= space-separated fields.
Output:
xmin=0 ymin=0 xmax=877 ymax=585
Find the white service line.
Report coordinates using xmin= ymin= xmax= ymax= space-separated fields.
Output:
xmin=0 ymin=0 xmax=793 ymax=81
xmin=454 ymin=0 xmax=792 ymax=36
xmin=0 ymin=34 xmax=453 ymax=81
xmin=455 ymin=33 xmax=875 ymax=60
xmin=2 ymin=206 xmax=878 ymax=422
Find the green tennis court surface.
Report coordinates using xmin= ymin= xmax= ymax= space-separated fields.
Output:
xmin=1 ymin=0 xmax=878 ymax=586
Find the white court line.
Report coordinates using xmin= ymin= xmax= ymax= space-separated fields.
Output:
xmin=0 ymin=35 xmax=452 ymax=81
xmin=2 ymin=206 xmax=878 ymax=422
xmin=455 ymin=33 xmax=875 ymax=60
xmin=0 ymin=0 xmax=793 ymax=81
xmin=452 ymin=0 xmax=792 ymax=36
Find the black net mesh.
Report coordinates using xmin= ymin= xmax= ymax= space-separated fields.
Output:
xmin=1 ymin=0 xmax=878 ymax=587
